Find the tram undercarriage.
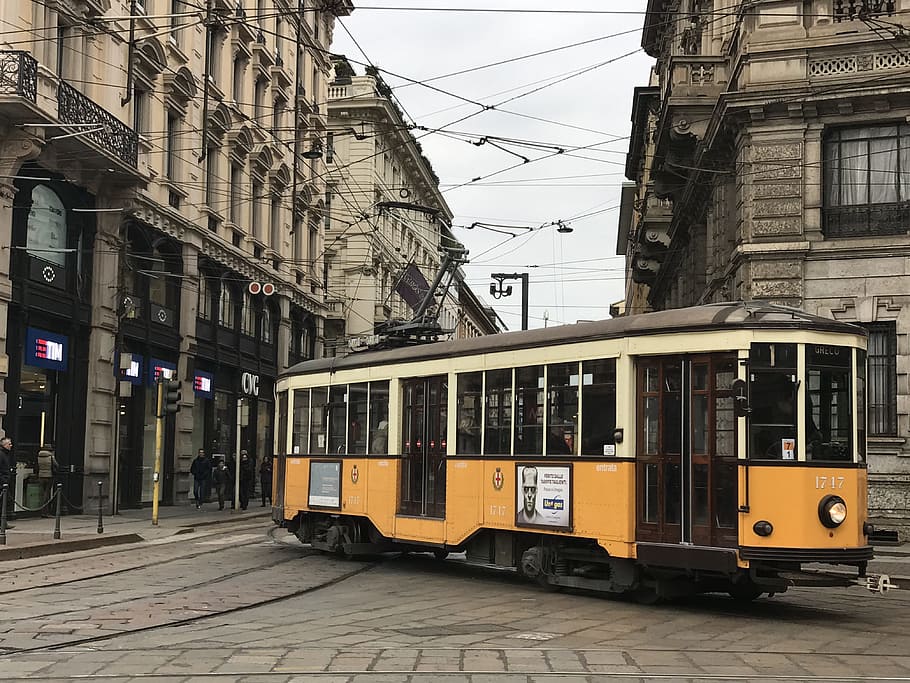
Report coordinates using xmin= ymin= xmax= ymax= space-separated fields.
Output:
xmin=284 ymin=511 xmax=887 ymax=601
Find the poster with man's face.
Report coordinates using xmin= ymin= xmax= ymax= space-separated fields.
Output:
xmin=515 ymin=464 xmax=571 ymax=529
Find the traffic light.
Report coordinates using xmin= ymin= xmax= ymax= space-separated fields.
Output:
xmin=164 ymin=379 xmax=182 ymax=414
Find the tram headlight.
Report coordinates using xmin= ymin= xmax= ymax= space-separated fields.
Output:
xmin=818 ymin=495 xmax=847 ymax=529
xmin=753 ymin=520 xmax=773 ymax=537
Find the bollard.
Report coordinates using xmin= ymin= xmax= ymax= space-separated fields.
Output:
xmin=0 ymin=484 xmax=7 ymax=546
xmin=97 ymin=481 xmax=104 ymax=534
xmin=53 ymin=483 xmax=62 ymax=540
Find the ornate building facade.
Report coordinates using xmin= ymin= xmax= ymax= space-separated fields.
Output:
xmin=620 ymin=0 xmax=910 ymax=531
xmin=324 ymin=59 xmax=501 ymax=353
xmin=0 ymin=0 xmax=351 ymax=511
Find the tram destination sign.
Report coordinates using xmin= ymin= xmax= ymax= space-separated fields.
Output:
xmin=808 ymin=344 xmax=850 ymax=367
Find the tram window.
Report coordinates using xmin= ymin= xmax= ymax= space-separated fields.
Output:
xmin=547 ymin=363 xmax=577 ymax=455
xmin=662 ymin=362 xmax=682 ymax=455
xmin=327 ymin=386 xmax=347 ymax=454
xmin=642 ymin=365 xmax=659 ymax=455
xmin=664 ymin=462 xmax=681 ymax=524
xmin=309 ymin=387 xmax=328 ymax=454
xmin=369 ymin=380 xmax=389 ymax=454
xmin=292 ymin=389 xmax=309 ymax=455
xmin=277 ymin=391 xmax=288 ymax=455
xmin=456 ymin=372 xmax=482 ymax=454
xmin=807 ymin=344 xmax=852 ymax=461
xmin=484 ymin=369 xmax=512 ymax=455
xmin=348 ymin=383 xmax=367 ymax=455
xmin=715 ymin=360 xmax=736 ymax=458
xmin=644 ymin=463 xmax=659 ymax=523
xmin=515 ymin=365 xmax=544 ymax=455
xmin=749 ymin=342 xmax=797 ymax=369
xmin=581 ymin=359 xmax=616 ymax=456
xmin=857 ymin=350 xmax=866 ymax=462
xmin=749 ymin=372 xmax=797 ymax=459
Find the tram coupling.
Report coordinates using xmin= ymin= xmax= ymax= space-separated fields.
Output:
xmin=860 ymin=574 xmax=897 ymax=594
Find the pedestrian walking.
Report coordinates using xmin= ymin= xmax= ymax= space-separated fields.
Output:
xmin=190 ymin=449 xmax=213 ymax=509
xmin=259 ymin=457 xmax=272 ymax=507
xmin=212 ymin=458 xmax=228 ymax=510
xmin=239 ymin=450 xmax=254 ymax=510
xmin=0 ymin=436 xmax=14 ymax=527
xmin=36 ymin=445 xmax=59 ymax=517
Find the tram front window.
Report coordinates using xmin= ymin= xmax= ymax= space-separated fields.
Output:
xmin=806 ymin=344 xmax=853 ymax=462
xmin=749 ymin=372 xmax=797 ymax=460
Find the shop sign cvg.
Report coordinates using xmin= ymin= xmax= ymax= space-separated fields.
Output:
xmin=241 ymin=372 xmax=260 ymax=397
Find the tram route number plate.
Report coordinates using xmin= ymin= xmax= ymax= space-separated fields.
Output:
xmin=815 ymin=475 xmax=845 ymax=490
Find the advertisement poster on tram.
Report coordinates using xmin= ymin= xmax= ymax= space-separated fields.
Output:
xmin=308 ymin=460 xmax=341 ymax=508
xmin=515 ymin=464 xmax=572 ymax=530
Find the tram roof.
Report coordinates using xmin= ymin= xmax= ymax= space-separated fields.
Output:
xmin=284 ymin=302 xmax=865 ymax=377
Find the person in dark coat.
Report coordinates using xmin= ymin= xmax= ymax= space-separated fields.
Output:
xmin=0 ymin=437 xmax=14 ymax=526
xmin=190 ymin=449 xmax=213 ymax=509
xmin=224 ymin=454 xmax=236 ymax=509
xmin=212 ymin=458 xmax=229 ymax=510
xmin=259 ymin=457 xmax=272 ymax=507
xmin=238 ymin=450 xmax=254 ymax=510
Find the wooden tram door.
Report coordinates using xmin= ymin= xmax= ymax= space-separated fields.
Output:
xmin=636 ymin=354 xmax=738 ymax=547
xmin=398 ymin=376 xmax=448 ymax=518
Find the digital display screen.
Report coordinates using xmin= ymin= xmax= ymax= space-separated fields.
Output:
xmin=26 ymin=327 xmax=67 ymax=371
xmin=148 ymin=358 xmax=176 ymax=386
xmin=193 ymin=371 xmax=214 ymax=398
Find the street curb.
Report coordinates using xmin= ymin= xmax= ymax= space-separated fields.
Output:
xmin=0 ymin=533 xmax=144 ymax=562
xmin=175 ymin=510 xmax=270 ymax=529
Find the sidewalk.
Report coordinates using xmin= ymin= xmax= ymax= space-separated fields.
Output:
xmin=0 ymin=502 xmax=272 ymax=561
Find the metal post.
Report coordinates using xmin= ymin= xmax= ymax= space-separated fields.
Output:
xmin=234 ymin=398 xmax=242 ymax=511
xmin=0 ymin=484 xmax=7 ymax=545
xmin=152 ymin=378 xmax=164 ymax=526
xmin=97 ymin=481 xmax=104 ymax=534
xmin=520 ymin=273 xmax=529 ymax=331
xmin=53 ymin=483 xmax=62 ymax=540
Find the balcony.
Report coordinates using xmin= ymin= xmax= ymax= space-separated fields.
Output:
xmin=57 ymin=81 xmax=138 ymax=168
xmin=824 ymin=202 xmax=910 ymax=238
xmin=0 ymin=50 xmax=37 ymax=103
xmin=833 ymin=0 xmax=894 ymax=22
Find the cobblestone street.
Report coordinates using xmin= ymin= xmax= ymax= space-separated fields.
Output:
xmin=2 ymin=518 xmax=909 ymax=681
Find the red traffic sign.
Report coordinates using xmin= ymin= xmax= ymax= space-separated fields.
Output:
xmin=248 ymin=281 xmax=262 ymax=295
xmin=262 ymin=282 xmax=276 ymax=296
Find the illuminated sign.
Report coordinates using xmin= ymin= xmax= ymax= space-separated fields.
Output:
xmin=25 ymin=327 xmax=67 ymax=371
xmin=194 ymin=370 xmax=214 ymax=399
xmin=117 ymin=353 xmax=143 ymax=385
xmin=148 ymin=358 xmax=176 ymax=386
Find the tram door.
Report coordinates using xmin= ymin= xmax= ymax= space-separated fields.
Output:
xmin=636 ymin=354 xmax=738 ymax=547
xmin=398 ymin=376 xmax=447 ymax=518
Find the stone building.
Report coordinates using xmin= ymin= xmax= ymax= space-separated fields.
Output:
xmin=0 ymin=0 xmax=351 ymax=512
xmin=619 ymin=0 xmax=910 ymax=530
xmin=324 ymin=59 xmax=502 ymax=353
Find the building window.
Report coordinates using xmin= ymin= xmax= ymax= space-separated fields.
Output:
xmin=251 ymin=179 xmax=263 ymax=240
xmin=205 ymin=144 xmax=219 ymax=208
xmin=229 ymin=164 xmax=241 ymax=224
xmin=270 ymin=196 xmax=282 ymax=253
xmin=232 ymin=56 xmax=244 ymax=104
xmin=26 ymin=185 xmax=66 ymax=267
xmin=165 ymin=111 xmax=179 ymax=181
xmin=272 ymin=98 xmax=285 ymax=141
xmin=169 ymin=0 xmax=181 ymax=45
xmin=254 ymin=78 xmax=266 ymax=121
xmin=261 ymin=306 xmax=272 ymax=343
xmin=219 ymin=283 xmax=235 ymax=329
xmin=308 ymin=220 xmax=318 ymax=278
xmin=865 ymin=322 xmax=897 ymax=436
xmin=133 ymin=87 xmax=148 ymax=135
xmin=824 ymin=125 xmax=910 ymax=238
xmin=198 ymin=276 xmax=211 ymax=320
xmin=241 ymin=291 xmax=256 ymax=336
xmin=324 ymin=190 xmax=332 ymax=231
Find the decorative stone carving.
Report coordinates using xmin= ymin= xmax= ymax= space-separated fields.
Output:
xmin=752 ymin=260 xmax=802 ymax=279
xmin=752 ymin=218 xmax=802 ymax=236
xmin=754 ymin=183 xmax=801 ymax=199
xmin=753 ymin=163 xmax=802 ymax=181
xmin=752 ymin=143 xmax=802 ymax=161
xmin=753 ymin=199 xmax=802 ymax=218
xmin=752 ymin=280 xmax=803 ymax=298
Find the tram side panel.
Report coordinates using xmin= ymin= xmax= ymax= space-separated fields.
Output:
xmin=738 ymin=465 xmax=868 ymax=551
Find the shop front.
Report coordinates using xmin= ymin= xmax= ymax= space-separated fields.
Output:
xmin=4 ymin=169 xmax=95 ymax=514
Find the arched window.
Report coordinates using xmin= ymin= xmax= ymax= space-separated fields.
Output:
xmin=198 ymin=275 xmax=211 ymax=320
xmin=27 ymin=185 xmax=66 ymax=266
xmin=261 ymin=305 xmax=272 ymax=343
xmin=219 ymin=283 xmax=235 ymax=329
xmin=241 ymin=291 xmax=256 ymax=336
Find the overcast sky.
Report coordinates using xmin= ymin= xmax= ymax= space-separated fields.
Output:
xmin=330 ymin=0 xmax=653 ymax=330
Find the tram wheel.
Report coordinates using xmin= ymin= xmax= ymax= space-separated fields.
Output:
xmin=632 ymin=586 xmax=662 ymax=605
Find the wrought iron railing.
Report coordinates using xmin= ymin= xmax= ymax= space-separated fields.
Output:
xmin=824 ymin=202 xmax=910 ymax=238
xmin=833 ymin=0 xmax=895 ymax=22
xmin=0 ymin=50 xmax=38 ymax=102
xmin=57 ymin=80 xmax=138 ymax=167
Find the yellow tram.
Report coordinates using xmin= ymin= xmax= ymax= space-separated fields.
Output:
xmin=271 ymin=302 xmax=889 ymax=601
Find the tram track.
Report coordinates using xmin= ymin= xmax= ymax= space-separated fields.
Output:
xmin=0 ymin=521 xmax=275 ymax=594
xmin=0 ymin=555 xmax=379 ymax=657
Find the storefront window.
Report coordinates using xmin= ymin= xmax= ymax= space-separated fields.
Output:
xmin=27 ymin=185 xmax=66 ymax=267
xmin=192 ymin=395 xmax=206 ymax=456
xmin=17 ymin=366 xmax=58 ymax=457
xmin=348 ymin=383 xmax=367 ymax=455
xmin=257 ymin=399 xmax=273 ymax=464
xmin=369 ymin=380 xmax=389 ymax=454
xmin=213 ymin=390 xmax=233 ymax=457
xmin=292 ymin=389 xmax=309 ymax=454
